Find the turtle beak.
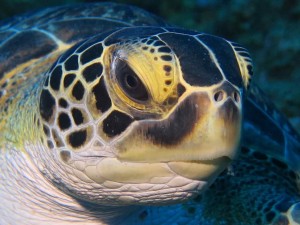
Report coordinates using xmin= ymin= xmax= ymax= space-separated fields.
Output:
xmin=116 ymin=81 xmax=242 ymax=162
xmin=208 ymin=81 xmax=243 ymax=160
xmin=167 ymin=86 xmax=242 ymax=161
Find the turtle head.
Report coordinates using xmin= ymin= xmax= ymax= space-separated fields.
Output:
xmin=38 ymin=27 xmax=253 ymax=206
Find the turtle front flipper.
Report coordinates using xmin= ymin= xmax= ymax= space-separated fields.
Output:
xmin=192 ymin=147 xmax=300 ymax=225
xmin=243 ymin=83 xmax=300 ymax=173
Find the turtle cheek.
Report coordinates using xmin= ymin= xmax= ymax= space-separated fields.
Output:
xmin=115 ymin=91 xmax=241 ymax=164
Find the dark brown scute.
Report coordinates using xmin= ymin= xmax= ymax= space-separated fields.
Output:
xmin=40 ymin=89 xmax=56 ymax=122
xmin=63 ymin=73 xmax=76 ymax=88
xmin=159 ymin=33 xmax=223 ymax=87
xmin=197 ymin=34 xmax=243 ymax=88
xmin=160 ymin=55 xmax=173 ymax=61
xmin=64 ymin=54 xmax=79 ymax=71
xmin=68 ymin=129 xmax=87 ymax=148
xmin=58 ymin=112 xmax=71 ymax=130
xmin=50 ymin=66 xmax=63 ymax=91
xmin=153 ymin=41 xmax=165 ymax=46
xmin=103 ymin=110 xmax=134 ymax=137
xmin=72 ymin=81 xmax=85 ymax=101
xmin=80 ymin=43 xmax=103 ymax=65
xmin=58 ymin=98 xmax=69 ymax=108
xmin=92 ymin=77 xmax=112 ymax=113
xmin=82 ymin=63 xmax=103 ymax=83
xmin=72 ymin=108 xmax=84 ymax=125
xmin=158 ymin=46 xmax=172 ymax=53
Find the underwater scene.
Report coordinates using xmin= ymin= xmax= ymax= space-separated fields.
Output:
xmin=1 ymin=0 xmax=299 ymax=131
xmin=0 ymin=0 xmax=299 ymax=225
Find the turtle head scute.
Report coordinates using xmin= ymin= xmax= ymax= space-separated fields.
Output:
xmin=36 ymin=27 xmax=248 ymax=207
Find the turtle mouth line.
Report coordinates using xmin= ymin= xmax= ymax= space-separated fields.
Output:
xmin=76 ymin=151 xmax=231 ymax=164
xmin=175 ymin=156 xmax=231 ymax=164
xmin=167 ymin=156 xmax=231 ymax=182
xmin=78 ymin=154 xmax=231 ymax=165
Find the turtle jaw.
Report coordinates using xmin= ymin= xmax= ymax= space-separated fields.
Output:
xmin=44 ymin=88 xmax=241 ymax=206
xmin=102 ymin=90 xmax=243 ymax=200
xmin=116 ymin=90 xmax=242 ymax=163
xmin=167 ymin=156 xmax=231 ymax=182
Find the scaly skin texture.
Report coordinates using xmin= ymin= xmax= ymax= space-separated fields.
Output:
xmin=1 ymin=141 xmax=299 ymax=225
xmin=0 ymin=3 xmax=300 ymax=225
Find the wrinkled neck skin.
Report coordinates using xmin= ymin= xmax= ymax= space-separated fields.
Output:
xmin=0 ymin=145 xmax=205 ymax=225
xmin=0 ymin=146 xmax=131 ymax=225
xmin=0 ymin=145 xmax=112 ymax=225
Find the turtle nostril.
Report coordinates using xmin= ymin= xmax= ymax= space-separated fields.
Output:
xmin=233 ymin=91 xmax=240 ymax=103
xmin=214 ymin=91 xmax=224 ymax=102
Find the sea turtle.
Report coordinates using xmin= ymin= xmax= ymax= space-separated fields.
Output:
xmin=0 ymin=2 xmax=299 ymax=225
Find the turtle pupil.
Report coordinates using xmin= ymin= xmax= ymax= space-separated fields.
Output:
xmin=125 ymin=74 xmax=138 ymax=88
xmin=114 ymin=58 xmax=149 ymax=102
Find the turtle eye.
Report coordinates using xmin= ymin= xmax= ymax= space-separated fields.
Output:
xmin=114 ymin=58 xmax=149 ymax=102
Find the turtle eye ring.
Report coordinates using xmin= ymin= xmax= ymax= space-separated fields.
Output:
xmin=114 ymin=58 xmax=149 ymax=102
